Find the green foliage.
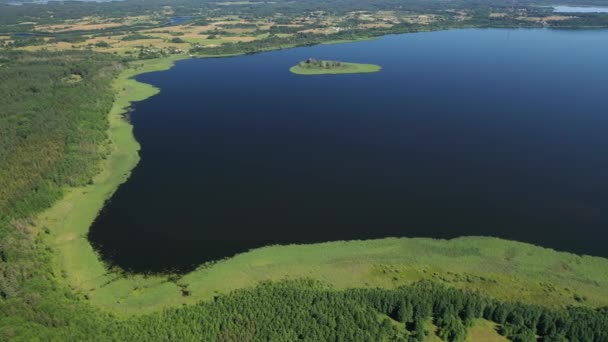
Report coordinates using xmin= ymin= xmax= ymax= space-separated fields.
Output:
xmin=50 ymin=35 xmax=88 ymax=44
xmin=121 ymin=33 xmax=155 ymax=41
xmin=95 ymin=41 xmax=111 ymax=48
xmin=0 ymin=50 xmax=118 ymax=307
xmin=4 ymin=279 xmax=607 ymax=340
xmin=0 ymin=51 xmax=117 ymax=219
xmin=6 ymin=36 xmax=45 ymax=48
xmin=170 ymin=37 xmax=186 ymax=44
xmin=300 ymin=58 xmax=344 ymax=68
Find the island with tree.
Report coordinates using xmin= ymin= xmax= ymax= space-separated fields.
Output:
xmin=290 ymin=58 xmax=381 ymax=75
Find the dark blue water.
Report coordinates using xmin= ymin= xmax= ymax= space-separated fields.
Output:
xmin=89 ymin=29 xmax=608 ymax=273
xmin=163 ymin=16 xmax=192 ymax=27
xmin=12 ymin=32 xmax=36 ymax=37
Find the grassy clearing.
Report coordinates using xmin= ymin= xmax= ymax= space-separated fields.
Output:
xmin=424 ymin=319 xmax=444 ymax=342
xmin=35 ymin=55 xmax=608 ymax=317
xmin=466 ymin=319 xmax=509 ymax=342
xmin=61 ymin=74 xmax=83 ymax=84
xmin=290 ymin=61 xmax=381 ymax=75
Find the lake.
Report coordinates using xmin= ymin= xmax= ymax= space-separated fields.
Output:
xmin=553 ymin=6 xmax=608 ymax=13
xmin=163 ymin=16 xmax=192 ymax=26
xmin=7 ymin=0 xmax=120 ymax=4
xmin=89 ymin=29 xmax=608 ymax=273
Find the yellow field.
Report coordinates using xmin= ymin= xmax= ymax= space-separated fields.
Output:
xmin=403 ymin=14 xmax=442 ymax=24
xmin=35 ymin=15 xmax=153 ymax=32
xmin=517 ymin=15 xmax=573 ymax=23
xmin=11 ymin=9 xmax=450 ymax=56
xmin=16 ymin=14 xmax=272 ymax=55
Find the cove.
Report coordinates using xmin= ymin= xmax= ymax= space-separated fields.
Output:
xmin=89 ymin=28 xmax=608 ymax=273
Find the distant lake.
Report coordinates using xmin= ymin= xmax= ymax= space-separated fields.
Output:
xmin=164 ymin=16 xmax=192 ymax=26
xmin=6 ymin=0 xmax=120 ymax=4
xmin=12 ymin=32 xmax=36 ymax=37
xmin=89 ymin=29 xmax=608 ymax=273
xmin=553 ymin=6 xmax=608 ymax=13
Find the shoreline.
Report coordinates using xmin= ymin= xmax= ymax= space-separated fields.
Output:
xmin=35 ymin=39 xmax=608 ymax=316
xmin=38 ymin=55 xmax=188 ymax=315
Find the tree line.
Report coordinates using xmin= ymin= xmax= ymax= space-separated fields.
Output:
xmin=4 ymin=279 xmax=608 ymax=341
xmin=300 ymin=58 xmax=344 ymax=69
xmin=0 ymin=50 xmax=120 ymax=306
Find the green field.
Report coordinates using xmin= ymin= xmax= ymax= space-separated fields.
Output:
xmin=33 ymin=56 xmax=608 ymax=318
xmin=290 ymin=60 xmax=382 ymax=75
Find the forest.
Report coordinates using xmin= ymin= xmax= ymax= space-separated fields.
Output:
xmin=0 ymin=51 xmax=118 ymax=221
xmin=4 ymin=277 xmax=608 ymax=341
xmin=0 ymin=50 xmax=118 ymax=309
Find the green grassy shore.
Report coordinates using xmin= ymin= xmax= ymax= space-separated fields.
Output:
xmin=38 ymin=56 xmax=188 ymax=315
xmin=36 ymin=55 xmax=608 ymax=317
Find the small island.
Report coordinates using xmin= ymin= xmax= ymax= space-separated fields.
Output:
xmin=290 ymin=58 xmax=381 ymax=75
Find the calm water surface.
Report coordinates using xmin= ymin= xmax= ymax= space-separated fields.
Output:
xmin=553 ymin=6 xmax=608 ymax=13
xmin=89 ymin=29 xmax=608 ymax=272
xmin=164 ymin=16 xmax=192 ymax=26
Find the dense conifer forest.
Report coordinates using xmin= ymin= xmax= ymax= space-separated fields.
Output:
xmin=4 ymin=276 xmax=608 ymax=340
xmin=0 ymin=50 xmax=118 ymax=314
xmin=0 ymin=51 xmax=118 ymax=220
